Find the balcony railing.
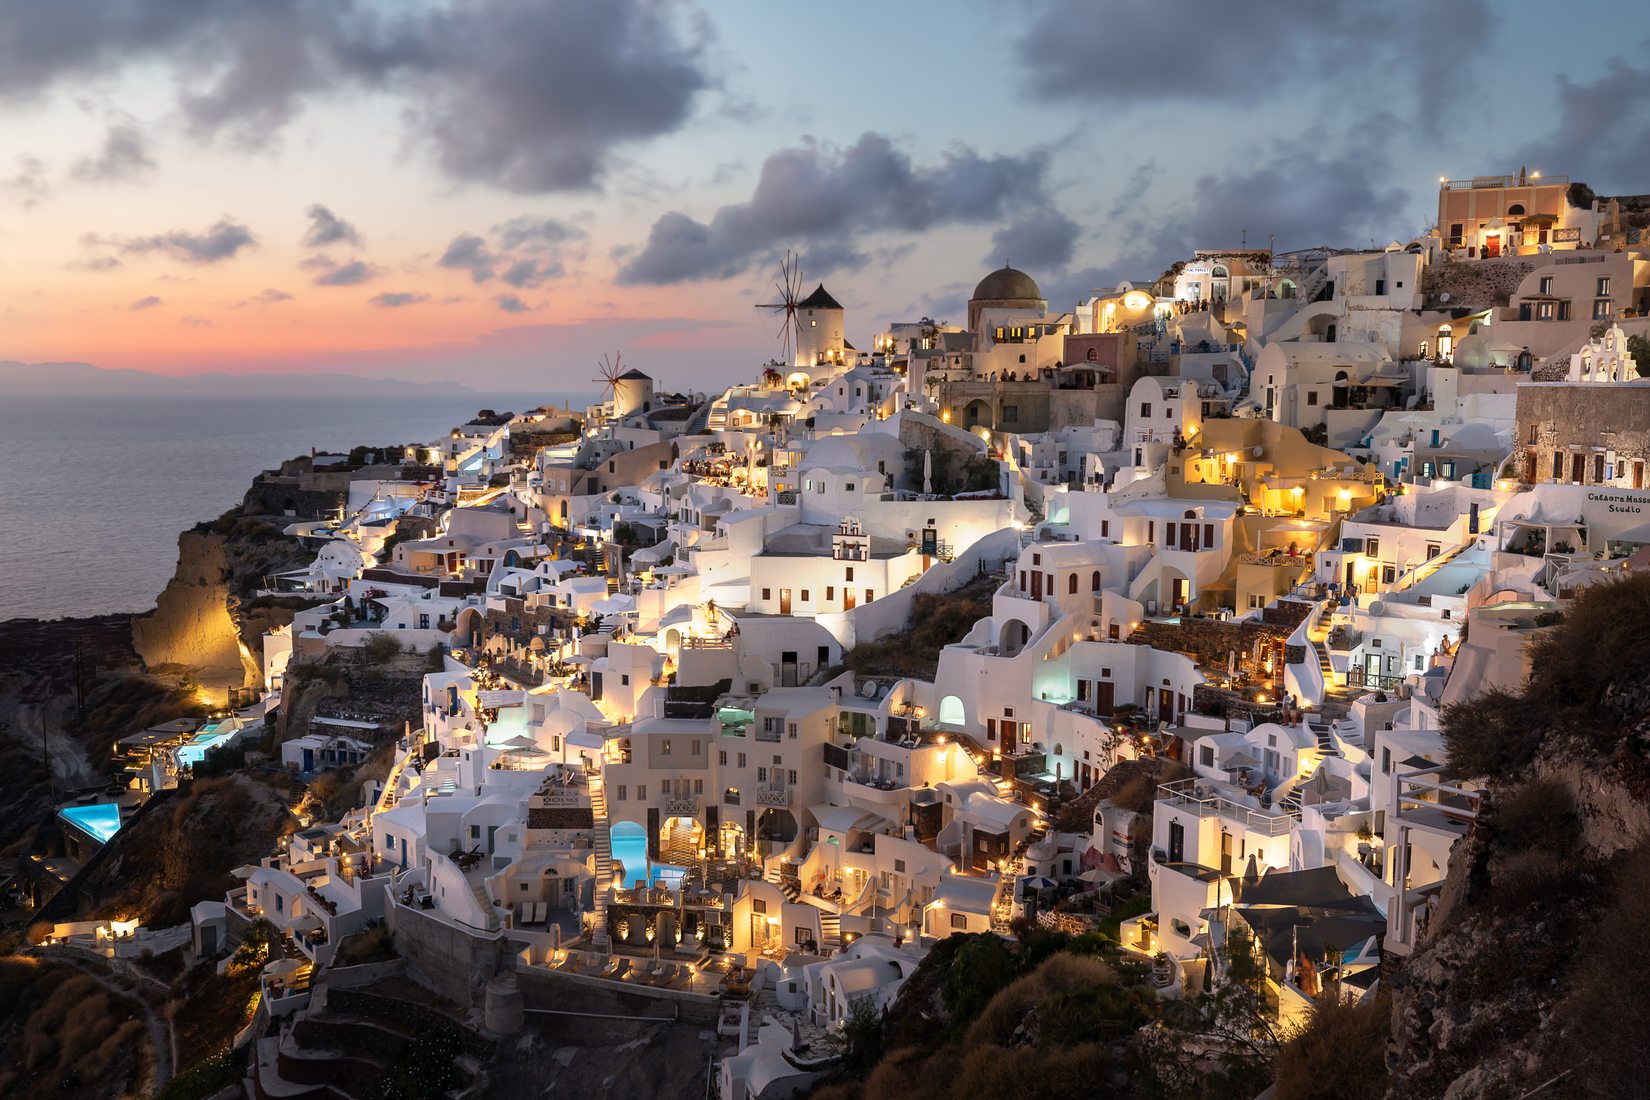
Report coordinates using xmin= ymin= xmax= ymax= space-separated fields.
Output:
xmin=1157 ymin=778 xmax=1296 ymax=835
xmin=663 ymin=797 xmax=699 ymax=817
xmin=755 ymin=787 xmax=790 ymax=808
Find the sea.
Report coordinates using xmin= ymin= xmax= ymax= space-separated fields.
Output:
xmin=0 ymin=391 xmax=585 ymax=622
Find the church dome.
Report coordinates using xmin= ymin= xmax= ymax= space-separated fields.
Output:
xmin=971 ymin=265 xmax=1042 ymax=302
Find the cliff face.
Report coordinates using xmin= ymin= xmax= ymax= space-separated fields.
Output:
xmin=131 ymin=514 xmax=312 ymax=705
xmin=1386 ymin=749 xmax=1650 ymax=1099
xmin=132 ymin=530 xmax=252 ymax=702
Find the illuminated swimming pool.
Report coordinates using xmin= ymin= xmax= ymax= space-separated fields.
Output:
xmin=176 ymin=722 xmax=238 ymax=768
xmin=609 ymin=822 xmax=686 ymax=889
xmin=59 ymin=803 xmax=123 ymax=845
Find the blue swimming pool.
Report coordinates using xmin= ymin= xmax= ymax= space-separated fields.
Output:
xmin=59 ymin=803 xmax=123 ymax=845
xmin=176 ymin=722 xmax=237 ymax=767
xmin=609 ymin=823 xmax=686 ymax=889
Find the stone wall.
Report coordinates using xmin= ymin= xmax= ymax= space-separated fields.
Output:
xmin=516 ymin=963 xmax=721 ymax=1025
xmin=325 ymin=988 xmax=497 ymax=1059
xmin=1131 ymin=617 xmax=1291 ymax=668
xmin=383 ymin=898 xmax=511 ymax=1012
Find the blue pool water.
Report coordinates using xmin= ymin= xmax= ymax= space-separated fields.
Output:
xmin=176 ymin=722 xmax=236 ymax=767
xmin=59 ymin=803 xmax=123 ymax=845
xmin=609 ymin=824 xmax=686 ymax=889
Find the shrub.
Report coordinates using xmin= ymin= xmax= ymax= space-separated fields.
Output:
xmin=1440 ymin=687 xmax=1543 ymax=779
xmin=362 ymin=633 xmax=404 ymax=666
xmin=1490 ymin=848 xmax=1571 ymax=909
xmin=1491 ymin=776 xmax=1577 ymax=859
xmin=941 ymin=934 xmax=1018 ymax=1024
xmin=1272 ymin=990 xmax=1390 ymax=1100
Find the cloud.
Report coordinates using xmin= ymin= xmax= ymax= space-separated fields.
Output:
xmin=1066 ymin=136 xmax=1413 ymax=295
xmin=70 ymin=123 xmax=155 ymax=183
xmin=310 ymin=258 xmax=380 ymax=286
xmin=1016 ymin=0 xmax=1484 ymax=121
xmin=302 ymin=204 xmax=362 ymax=248
xmin=370 ymin=291 xmax=428 ymax=308
xmin=616 ymin=132 xmax=1058 ymax=285
xmin=233 ymin=287 xmax=294 ymax=307
xmin=396 ymin=1 xmax=712 ymax=191
xmin=1516 ymin=58 xmax=1650 ymax=193
xmin=180 ymin=315 xmax=213 ymax=328
xmin=0 ymin=0 xmax=712 ymax=192
xmin=1 ymin=155 xmax=50 ymax=207
xmin=115 ymin=217 xmax=257 ymax=264
xmin=988 ymin=210 xmax=1080 ymax=273
xmin=493 ymin=215 xmax=585 ymax=251
xmin=494 ymin=293 xmax=533 ymax=313
xmin=439 ymin=216 xmax=587 ymax=287
xmin=438 ymin=234 xmax=498 ymax=283
xmin=67 ymin=255 xmax=122 ymax=272
xmin=130 ymin=295 xmax=163 ymax=310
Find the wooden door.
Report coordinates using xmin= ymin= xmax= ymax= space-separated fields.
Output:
xmin=1094 ymin=680 xmax=1115 ymax=716
xmin=843 ymin=589 xmax=856 ymax=610
xmin=779 ymin=589 xmax=791 ymax=615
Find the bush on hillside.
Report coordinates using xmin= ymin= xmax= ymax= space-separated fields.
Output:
xmin=1272 ymin=990 xmax=1390 ymax=1100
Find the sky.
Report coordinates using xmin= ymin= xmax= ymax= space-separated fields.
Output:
xmin=1 ymin=0 xmax=1646 ymax=392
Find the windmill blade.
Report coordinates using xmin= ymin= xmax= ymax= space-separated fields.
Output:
xmin=754 ymin=249 xmax=804 ymax=366
xmin=592 ymin=351 xmax=625 ymax=401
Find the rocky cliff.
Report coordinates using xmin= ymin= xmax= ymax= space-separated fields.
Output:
xmin=131 ymin=513 xmax=313 ymax=705
xmin=1384 ymin=575 xmax=1650 ymax=1100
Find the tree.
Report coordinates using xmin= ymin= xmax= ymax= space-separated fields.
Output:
xmin=840 ymin=994 xmax=885 ymax=1076
xmin=1627 ymin=334 xmax=1650 ymax=378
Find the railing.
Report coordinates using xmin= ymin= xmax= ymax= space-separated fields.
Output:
xmin=663 ymin=797 xmax=699 ymax=817
xmin=755 ymin=787 xmax=790 ymax=808
xmin=1157 ymin=778 xmax=1297 ymax=834
xmin=1345 ymin=667 xmax=1405 ymax=691
xmin=1240 ymin=552 xmax=1309 ymax=567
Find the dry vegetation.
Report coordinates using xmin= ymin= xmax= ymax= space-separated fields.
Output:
xmin=72 ymin=775 xmax=295 ymax=928
xmin=0 ymin=958 xmax=148 ymax=1100
xmin=841 ymin=575 xmax=998 ymax=680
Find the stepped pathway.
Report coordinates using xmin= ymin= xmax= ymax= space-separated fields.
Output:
xmin=469 ymin=878 xmax=500 ymax=933
xmin=818 ymin=912 xmax=841 ymax=953
xmin=587 ymin=770 xmax=613 ymax=952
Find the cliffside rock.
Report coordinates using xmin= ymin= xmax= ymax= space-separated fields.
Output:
xmin=132 ymin=531 xmax=251 ymax=703
xmin=132 ymin=515 xmax=311 ymax=706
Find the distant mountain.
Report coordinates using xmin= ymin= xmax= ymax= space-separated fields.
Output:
xmin=0 ymin=360 xmax=473 ymax=396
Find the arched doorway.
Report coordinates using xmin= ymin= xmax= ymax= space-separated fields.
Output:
xmin=659 ymin=815 xmax=703 ymax=864
xmin=717 ymin=818 xmax=747 ymax=862
xmin=999 ymin=619 xmax=1032 ymax=657
xmin=757 ymin=809 xmax=798 ymax=855
xmin=964 ymin=399 xmax=992 ymax=429
xmin=454 ymin=607 xmax=484 ymax=650
xmin=938 ymin=695 xmax=966 ymax=726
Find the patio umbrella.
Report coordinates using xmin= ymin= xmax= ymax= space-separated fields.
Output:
xmin=923 ymin=448 xmax=933 ymax=495
xmin=1022 ymin=876 xmax=1058 ymax=893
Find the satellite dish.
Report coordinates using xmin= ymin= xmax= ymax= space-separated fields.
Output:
xmin=1369 ymin=601 xmax=1387 ymax=616
xmin=1252 ymin=446 xmax=1265 ymax=458
xmin=1438 ymin=292 xmax=1451 ymax=303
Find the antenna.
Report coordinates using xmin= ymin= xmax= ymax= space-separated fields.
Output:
xmin=755 ymin=250 xmax=806 ymax=365
xmin=593 ymin=352 xmax=625 ymax=405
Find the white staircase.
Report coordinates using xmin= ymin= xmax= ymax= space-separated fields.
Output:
xmin=469 ymin=878 xmax=500 ymax=932
xmin=818 ymin=912 xmax=841 ymax=953
xmin=588 ymin=769 xmax=613 ymax=952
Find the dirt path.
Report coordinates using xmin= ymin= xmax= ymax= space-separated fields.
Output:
xmin=27 ymin=948 xmax=174 ymax=1092
xmin=6 ymin=700 xmax=97 ymax=790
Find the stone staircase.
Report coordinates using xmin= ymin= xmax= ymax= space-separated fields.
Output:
xmin=765 ymin=862 xmax=801 ymax=903
xmin=818 ymin=912 xmax=842 ymax=953
xmin=587 ymin=770 xmax=613 ymax=952
xmin=468 ymin=878 xmax=500 ymax=933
